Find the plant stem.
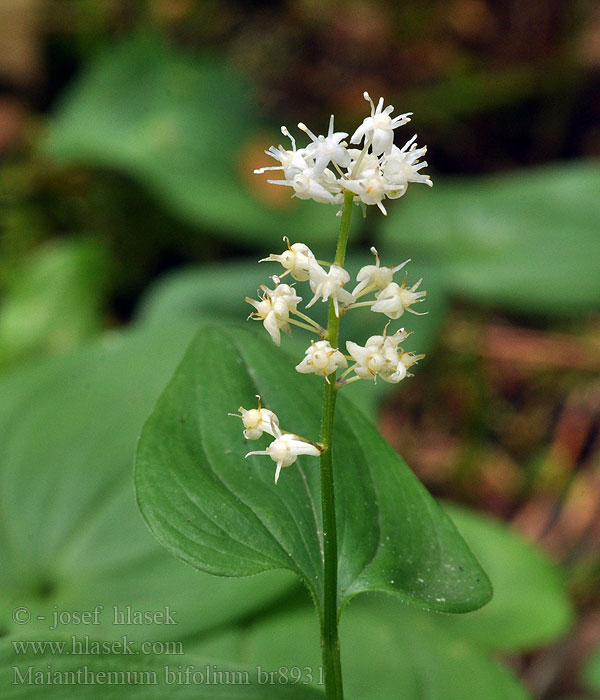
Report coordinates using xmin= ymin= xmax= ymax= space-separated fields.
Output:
xmin=319 ymin=189 xmax=353 ymax=700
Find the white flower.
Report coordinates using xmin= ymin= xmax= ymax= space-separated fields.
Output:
xmin=298 ymin=115 xmax=351 ymax=177
xmin=259 ymin=238 xmax=315 ymax=282
xmin=371 ymin=279 xmax=426 ymax=319
xmin=254 ymin=125 xmax=310 ymax=179
xmin=268 ymin=282 xmax=302 ymax=308
xmin=246 ymin=283 xmax=302 ymax=345
xmin=305 ymin=260 xmax=355 ymax=317
xmin=352 ymin=247 xmax=410 ymax=297
xmin=345 ymin=327 xmax=419 ymax=384
xmin=290 ymin=171 xmax=343 ymax=205
xmin=341 ymin=169 xmax=394 ymax=215
xmin=296 ymin=340 xmax=347 ymax=378
xmin=245 ymin=418 xmax=321 ymax=484
xmin=346 ymin=148 xmax=380 ymax=179
xmin=399 ymin=350 xmax=425 ymax=372
xmin=260 ymin=165 xmax=344 ymax=206
xmin=230 ymin=397 xmax=280 ymax=440
xmin=382 ymin=135 xmax=432 ymax=190
xmin=380 ymin=326 xmax=410 ymax=349
xmin=350 ymin=92 xmax=412 ymax=155
xmin=346 ymin=335 xmax=389 ymax=381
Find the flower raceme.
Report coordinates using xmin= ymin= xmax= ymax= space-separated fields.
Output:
xmin=237 ymin=93 xmax=432 ymax=483
xmin=254 ymin=92 xmax=431 ymax=216
xmin=247 ymin=242 xmax=427 ymax=338
xmin=240 ymin=242 xmax=426 ymax=481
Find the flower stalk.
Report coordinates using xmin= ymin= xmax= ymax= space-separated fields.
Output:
xmin=319 ymin=189 xmax=353 ymax=700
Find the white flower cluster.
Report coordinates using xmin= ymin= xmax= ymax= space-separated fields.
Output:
xmin=234 ymin=94 xmax=432 ymax=484
xmin=254 ymin=92 xmax=432 ymax=215
xmin=245 ymin=241 xmax=426 ymax=387
xmin=231 ymin=397 xmax=322 ymax=484
xmin=345 ymin=327 xmax=424 ymax=384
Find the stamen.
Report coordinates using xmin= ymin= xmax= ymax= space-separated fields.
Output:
xmin=369 ymin=246 xmax=380 ymax=266
xmin=288 ymin=318 xmax=322 ymax=334
xmin=280 ymin=125 xmax=296 ymax=151
xmin=297 ymin=122 xmax=319 ymax=143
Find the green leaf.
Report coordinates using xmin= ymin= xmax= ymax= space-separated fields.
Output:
xmin=135 ymin=325 xmax=492 ymax=614
xmin=43 ymin=34 xmax=337 ymax=247
xmin=199 ymin=598 xmax=529 ymax=700
xmin=0 ymin=238 xmax=109 ymax=369
xmin=381 ymin=162 xmax=600 ymax=314
xmin=193 ymin=500 xmax=573 ymax=697
xmin=438 ymin=504 xmax=574 ymax=651
xmin=0 ymin=323 xmax=297 ymax=643
xmin=1 ymin=640 xmax=325 ymax=699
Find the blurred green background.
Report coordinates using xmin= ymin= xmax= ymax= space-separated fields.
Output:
xmin=0 ymin=1 xmax=599 ymax=698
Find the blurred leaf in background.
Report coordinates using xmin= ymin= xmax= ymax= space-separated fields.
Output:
xmin=0 ymin=237 xmax=110 ymax=369
xmin=381 ymin=162 xmax=600 ymax=315
xmin=583 ymin=647 xmax=600 ymax=694
xmin=0 ymin=322 xmax=297 ymax=644
xmin=43 ymin=33 xmax=338 ymax=248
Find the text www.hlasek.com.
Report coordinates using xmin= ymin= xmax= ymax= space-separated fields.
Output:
xmin=12 ymin=636 xmax=183 ymax=656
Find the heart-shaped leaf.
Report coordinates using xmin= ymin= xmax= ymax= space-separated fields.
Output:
xmin=136 ymin=325 xmax=492 ymax=614
xmin=0 ymin=323 xmax=297 ymax=643
xmin=190 ymin=505 xmax=571 ymax=696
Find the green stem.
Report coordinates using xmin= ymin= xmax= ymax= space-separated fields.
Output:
xmin=319 ymin=189 xmax=353 ymax=700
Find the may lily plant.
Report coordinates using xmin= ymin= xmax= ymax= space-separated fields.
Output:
xmin=136 ymin=92 xmax=492 ymax=700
